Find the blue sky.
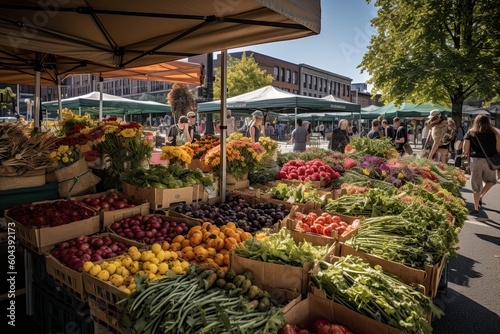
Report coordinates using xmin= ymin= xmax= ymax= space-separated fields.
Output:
xmin=229 ymin=0 xmax=378 ymax=85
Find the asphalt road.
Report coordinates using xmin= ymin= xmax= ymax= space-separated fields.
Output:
xmin=432 ymin=178 xmax=500 ymax=333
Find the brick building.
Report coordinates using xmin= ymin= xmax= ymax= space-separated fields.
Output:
xmin=299 ymin=64 xmax=352 ymax=100
xmin=350 ymin=83 xmax=384 ymax=107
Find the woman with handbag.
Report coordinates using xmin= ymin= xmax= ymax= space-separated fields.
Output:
xmin=463 ymin=115 xmax=500 ymax=214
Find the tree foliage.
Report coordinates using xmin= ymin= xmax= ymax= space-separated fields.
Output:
xmin=0 ymin=86 xmax=16 ymax=110
xmin=213 ymin=52 xmax=274 ymax=100
xmin=360 ymin=0 xmax=500 ymax=124
xmin=167 ymin=83 xmax=196 ymax=120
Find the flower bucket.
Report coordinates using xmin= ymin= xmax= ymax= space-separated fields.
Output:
xmin=54 ymin=158 xmax=101 ymax=198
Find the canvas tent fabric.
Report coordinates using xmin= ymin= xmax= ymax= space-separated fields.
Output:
xmin=361 ymin=105 xmax=381 ymax=112
xmin=361 ymin=102 xmax=451 ymax=119
xmin=197 ymin=86 xmax=360 ymax=113
xmin=42 ymin=92 xmax=171 ymax=114
xmin=0 ymin=1 xmax=320 ymax=71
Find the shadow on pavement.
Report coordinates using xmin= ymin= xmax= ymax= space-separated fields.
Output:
xmin=432 ymin=288 xmax=500 ymax=333
xmin=461 ymin=188 xmax=473 ymax=194
xmin=448 ymin=254 xmax=482 ymax=287
xmin=475 ymin=233 xmax=500 ymax=246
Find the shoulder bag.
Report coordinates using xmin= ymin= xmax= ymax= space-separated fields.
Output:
xmin=475 ymin=134 xmax=500 ymax=170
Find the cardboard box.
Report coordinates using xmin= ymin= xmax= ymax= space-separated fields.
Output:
xmin=122 ymin=182 xmax=194 ymax=210
xmin=229 ymin=250 xmax=312 ymax=294
xmin=6 ymin=200 xmax=100 ymax=255
xmin=45 ymin=233 xmax=145 ymax=302
xmin=226 ymin=173 xmax=248 ymax=184
xmin=71 ymin=189 xmax=150 ymax=230
xmin=285 ymin=207 xmax=362 ymax=246
xmin=281 ymin=178 xmax=327 ymax=188
xmin=285 ymin=291 xmax=404 ymax=334
xmin=331 ymin=243 xmax=447 ymax=298
xmin=226 ymin=179 xmax=250 ymax=191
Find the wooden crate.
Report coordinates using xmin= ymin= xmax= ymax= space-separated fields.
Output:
xmin=45 ymin=233 xmax=145 ymax=302
xmin=122 ymin=182 xmax=194 ymax=210
xmin=188 ymin=159 xmax=211 ymax=173
xmin=6 ymin=201 xmax=100 ymax=255
xmin=71 ymin=189 xmax=150 ymax=230
xmin=226 ymin=179 xmax=250 ymax=191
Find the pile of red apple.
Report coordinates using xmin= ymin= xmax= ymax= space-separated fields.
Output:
xmin=293 ymin=212 xmax=360 ymax=238
xmin=51 ymin=235 xmax=128 ymax=271
xmin=78 ymin=192 xmax=136 ymax=211
xmin=7 ymin=200 xmax=95 ymax=227
xmin=279 ymin=318 xmax=355 ymax=334
xmin=276 ymin=159 xmax=341 ymax=184
xmin=110 ymin=215 xmax=189 ymax=245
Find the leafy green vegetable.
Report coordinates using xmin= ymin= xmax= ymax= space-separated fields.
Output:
xmin=311 ymin=255 xmax=444 ymax=334
xmin=234 ymin=228 xmax=332 ymax=266
xmin=121 ymin=165 xmax=213 ymax=189
xmin=266 ymin=182 xmax=326 ymax=205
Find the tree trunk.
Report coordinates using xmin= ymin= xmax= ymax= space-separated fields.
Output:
xmin=451 ymin=97 xmax=464 ymax=126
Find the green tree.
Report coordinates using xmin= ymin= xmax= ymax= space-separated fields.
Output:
xmin=0 ymin=86 xmax=16 ymax=111
xmin=360 ymin=0 xmax=500 ymax=124
xmin=167 ymin=83 xmax=196 ymax=120
xmin=214 ymin=52 xmax=274 ymax=99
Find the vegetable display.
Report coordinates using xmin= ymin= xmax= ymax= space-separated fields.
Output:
xmin=78 ymin=192 xmax=136 ymax=211
xmin=83 ymin=244 xmax=190 ymax=293
xmin=117 ymin=265 xmax=287 ymax=334
xmin=110 ymin=215 xmax=189 ymax=245
xmin=266 ymin=182 xmax=326 ymax=205
xmin=276 ymin=160 xmax=341 ymax=184
xmin=293 ymin=212 xmax=360 ymax=238
xmin=7 ymin=200 xmax=95 ymax=227
xmin=324 ymin=189 xmax=405 ymax=217
xmin=173 ymin=194 xmax=290 ymax=233
xmin=332 ymin=171 xmax=395 ymax=191
xmin=311 ymin=256 xmax=443 ymax=334
xmin=234 ymin=229 xmax=331 ymax=267
xmin=121 ymin=164 xmax=213 ymax=189
xmin=52 ymin=235 xmax=128 ymax=271
xmin=279 ymin=319 xmax=355 ymax=334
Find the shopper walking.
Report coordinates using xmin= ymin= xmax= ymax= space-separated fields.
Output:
xmin=422 ymin=121 xmax=429 ymax=149
xmin=393 ymin=117 xmax=407 ymax=155
xmin=463 ymin=115 xmax=500 ymax=214
xmin=225 ymin=109 xmax=237 ymax=137
xmin=187 ymin=111 xmax=200 ymax=141
xmin=291 ymin=119 xmax=310 ymax=152
xmin=329 ymin=119 xmax=350 ymax=153
xmin=381 ymin=120 xmax=396 ymax=142
xmin=248 ymin=110 xmax=265 ymax=143
xmin=428 ymin=110 xmax=449 ymax=163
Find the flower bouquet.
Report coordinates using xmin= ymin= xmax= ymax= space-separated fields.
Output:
xmin=184 ymin=134 xmax=220 ymax=159
xmin=258 ymin=136 xmax=278 ymax=162
xmin=202 ymin=140 xmax=264 ymax=179
xmin=160 ymin=146 xmax=193 ymax=165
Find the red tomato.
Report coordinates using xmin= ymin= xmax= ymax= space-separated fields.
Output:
xmin=311 ymin=224 xmax=324 ymax=235
xmin=303 ymin=216 xmax=313 ymax=226
xmin=340 ymin=221 xmax=348 ymax=227
xmin=321 ymin=212 xmax=331 ymax=218
xmin=308 ymin=212 xmax=318 ymax=220
xmin=323 ymin=225 xmax=334 ymax=237
xmin=331 ymin=216 xmax=342 ymax=224
xmin=315 ymin=217 xmax=326 ymax=226
xmin=331 ymin=223 xmax=339 ymax=230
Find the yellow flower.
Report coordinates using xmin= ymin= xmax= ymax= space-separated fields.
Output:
xmin=382 ymin=170 xmax=387 ymax=176
xmin=50 ymin=151 xmax=57 ymax=159
xmin=119 ymin=128 xmax=136 ymax=138
xmin=363 ymin=169 xmax=369 ymax=175
xmin=70 ymin=158 xmax=74 ymax=162
xmin=398 ymin=173 xmax=404 ymax=179
xmin=58 ymin=145 xmax=69 ymax=154
xmin=62 ymin=156 xmax=69 ymax=163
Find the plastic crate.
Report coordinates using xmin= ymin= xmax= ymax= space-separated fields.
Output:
xmin=32 ymin=282 xmax=94 ymax=334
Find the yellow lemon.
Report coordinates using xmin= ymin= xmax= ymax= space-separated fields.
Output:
xmin=149 ymin=264 xmax=158 ymax=275
xmin=107 ymin=264 xmax=117 ymax=275
xmin=151 ymin=243 xmax=162 ymax=255
xmin=121 ymin=257 xmax=132 ymax=268
xmin=142 ymin=261 xmax=151 ymax=271
xmin=113 ymin=276 xmax=124 ymax=287
xmin=171 ymin=266 xmax=183 ymax=274
xmin=83 ymin=261 xmax=94 ymax=273
xmin=115 ymin=267 xmax=124 ymax=275
xmin=123 ymin=288 xmax=131 ymax=294
xmin=128 ymin=283 xmax=136 ymax=290
xmin=155 ymin=250 xmax=165 ymax=262
xmin=89 ymin=265 xmax=101 ymax=276
xmin=100 ymin=262 xmax=109 ymax=270
xmin=97 ymin=270 xmax=110 ymax=281
xmin=128 ymin=246 xmax=138 ymax=254
xmin=121 ymin=269 xmax=130 ymax=277
xmin=158 ymin=263 xmax=169 ymax=275
xmin=131 ymin=252 xmax=141 ymax=261
xmin=150 ymin=258 xmax=160 ymax=265
xmin=170 ymin=252 xmax=178 ymax=261
xmin=181 ymin=261 xmax=189 ymax=270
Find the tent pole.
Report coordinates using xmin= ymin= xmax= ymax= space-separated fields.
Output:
xmin=78 ymin=107 xmax=81 ymax=116
xmin=220 ymin=49 xmax=228 ymax=202
xmin=16 ymin=84 xmax=20 ymax=116
xmin=99 ymin=75 xmax=104 ymax=121
xmin=57 ymin=75 xmax=63 ymax=120
xmin=294 ymin=107 xmax=297 ymax=130
xmin=123 ymin=113 xmax=126 ymax=122
xmin=34 ymin=69 xmax=41 ymax=130
xmin=149 ymin=113 xmax=152 ymax=127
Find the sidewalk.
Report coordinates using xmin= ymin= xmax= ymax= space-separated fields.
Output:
xmin=432 ymin=178 xmax=500 ymax=333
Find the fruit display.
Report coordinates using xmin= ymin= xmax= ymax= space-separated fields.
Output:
xmin=168 ymin=222 xmax=253 ymax=268
xmin=7 ymin=200 xmax=95 ymax=227
xmin=172 ymin=194 xmax=290 ymax=233
xmin=266 ymin=182 xmax=326 ymax=204
xmin=276 ymin=159 xmax=341 ymax=184
xmin=50 ymin=235 xmax=130 ymax=271
xmin=117 ymin=265 xmax=287 ymax=333
xmin=110 ymin=215 xmax=189 ymax=245
xmin=279 ymin=319 xmax=356 ymax=334
xmin=83 ymin=245 xmax=190 ymax=294
xmin=293 ymin=212 xmax=360 ymax=238
xmin=78 ymin=192 xmax=136 ymax=211
xmin=120 ymin=164 xmax=213 ymax=189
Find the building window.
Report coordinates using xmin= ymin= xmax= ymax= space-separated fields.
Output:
xmin=343 ymin=84 xmax=346 ymax=96
xmin=324 ymin=80 xmax=328 ymax=93
xmin=309 ymin=93 xmax=312 ymax=96
xmin=319 ymin=78 xmax=322 ymax=91
xmin=286 ymin=69 xmax=291 ymax=83
xmin=292 ymin=71 xmax=298 ymax=85
xmin=303 ymin=92 xmax=307 ymax=96
xmin=274 ymin=66 xmax=279 ymax=80
xmin=293 ymin=90 xmax=298 ymax=94
xmin=314 ymin=77 xmax=318 ymax=90
xmin=303 ymin=74 xmax=307 ymax=88
xmin=281 ymin=68 xmax=285 ymax=82
xmin=346 ymin=86 xmax=350 ymax=97
xmin=314 ymin=94 xmax=317 ymax=97
xmin=309 ymin=75 xmax=312 ymax=89
xmin=338 ymin=83 xmax=341 ymax=97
